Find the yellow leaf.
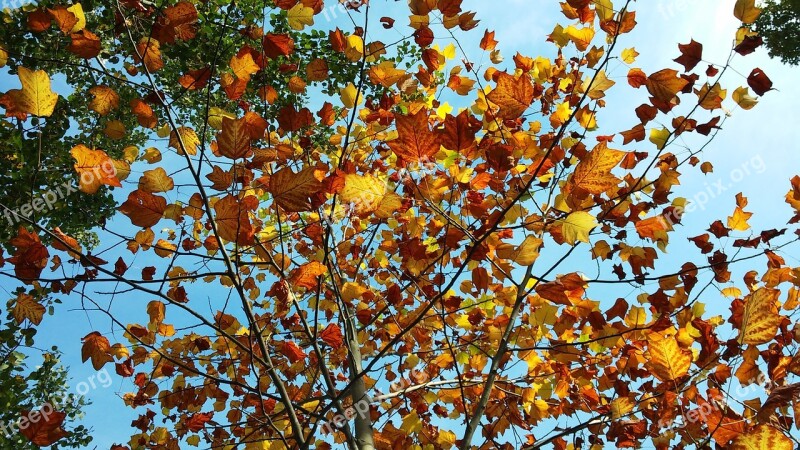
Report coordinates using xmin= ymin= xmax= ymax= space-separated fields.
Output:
xmin=88 ymin=85 xmax=119 ymax=116
xmin=67 ymin=3 xmax=85 ymax=33
xmin=169 ymin=126 xmax=200 ymax=155
xmin=649 ymin=127 xmax=670 ymax=149
xmin=558 ymin=211 xmax=597 ymax=245
xmin=734 ymin=0 xmax=761 ymax=24
xmin=727 ymin=206 xmax=752 ymax=231
xmin=0 ymin=45 xmax=7 ymax=68
xmin=567 ymin=142 xmax=625 ymax=194
xmin=739 ymin=288 xmax=781 ymax=345
xmin=733 ymin=86 xmax=758 ymax=110
xmin=139 ymin=167 xmax=174 ymax=193
xmin=230 ymin=53 xmax=259 ymax=81
xmin=582 ymin=70 xmax=615 ymax=99
xmin=621 ymin=47 xmax=639 ymax=64
xmin=4 ymin=67 xmax=59 ymax=117
xmin=341 ymin=173 xmax=401 ymax=219
xmin=287 ymin=3 xmax=314 ymax=30
xmin=147 ymin=300 xmax=166 ymax=324
xmin=646 ymin=333 xmax=692 ymax=382
xmin=340 ymin=83 xmax=362 ymax=108
xmin=564 ymin=25 xmax=595 ymax=52
xmin=496 ymin=235 xmax=543 ymax=266
xmin=154 ymin=239 xmax=177 ymax=258
xmin=400 ymin=411 xmax=422 ymax=434
xmin=731 ymin=425 xmax=792 ymax=450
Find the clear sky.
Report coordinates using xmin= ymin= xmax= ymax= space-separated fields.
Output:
xmin=2 ymin=0 xmax=799 ymax=448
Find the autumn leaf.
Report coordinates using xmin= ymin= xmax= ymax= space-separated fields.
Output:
xmin=71 ymin=145 xmax=122 ymax=194
xmin=217 ymin=117 xmax=252 ymax=160
xmin=290 ymin=261 xmax=327 ymax=290
xmin=646 ymin=69 xmax=689 ymax=104
xmin=486 ymin=72 xmax=535 ymax=120
xmin=319 ymin=323 xmax=344 ymax=349
xmin=19 ymin=406 xmax=68 ymax=446
xmin=139 ymin=167 xmax=174 ymax=193
xmin=1 ymin=67 xmax=59 ymax=117
xmin=734 ymin=0 xmax=762 ymax=24
xmin=557 ymin=211 xmax=597 ymax=245
xmin=566 ymin=142 xmax=625 ymax=195
xmin=738 ymin=288 xmax=781 ymax=345
xmin=268 ymin=166 xmax=322 ymax=212
xmin=13 ymin=293 xmax=45 ymax=325
xmin=731 ymin=425 xmax=792 ymax=450
xmin=118 ymin=190 xmax=167 ymax=228
xmin=81 ymin=331 xmax=113 ymax=370
xmin=340 ymin=173 xmax=402 ymax=219
xmin=386 ymin=109 xmax=439 ymax=163
xmin=674 ymin=39 xmax=703 ymax=72
xmin=646 ymin=333 xmax=692 ymax=382
xmin=88 ymin=86 xmax=119 ymax=116
xmin=287 ymin=3 xmax=314 ymax=30
xmin=213 ymin=194 xmax=256 ymax=245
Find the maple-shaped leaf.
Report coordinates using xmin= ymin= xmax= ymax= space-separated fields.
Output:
xmin=287 ymin=3 xmax=314 ymax=30
xmin=386 ymin=109 xmax=439 ymax=163
xmin=555 ymin=211 xmax=596 ymax=245
xmin=118 ymin=189 xmax=167 ymax=228
xmin=213 ymin=194 xmax=256 ymax=245
xmin=67 ymin=29 xmax=101 ymax=58
xmin=19 ymin=405 xmax=68 ymax=446
xmin=319 ymin=323 xmax=344 ymax=349
xmin=566 ymin=142 xmax=625 ymax=195
xmin=738 ymin=288 xmax=781 ymax=345
xmin=674 ymin=39 xmax=703 ymax=72
xmin=486 ymin=72 xmax=535 ymax=120
xmin=269 ymin=166 xmax=322 ymax=212
xmin=645 ymin=69 xmax=689 ymax=104
xmin=440 ymin=110 xmax=480 ymax=152
xmin=184 ymin=412 xmax=213 ymax=432
xmin=340 ymin=173 xmax=402 ymax=219
xmin=290 ymin=261 xmax=327 ymax=289
xmin=8 ymin=227 xmax=49 ymax=282
xmin=139 ymin=167 xmax=174 ymax=193
xmin=81 ymin=331 xmax=113 ymax=370
xmin=71 ymin=145 xmax=122 ymax=194
xmin=1 ymin=67 xmax=59 ymax=117
xmin=13 ymin=292 xmax=45 ymax=325
xmin=646 ymin=333 xmax=692 ymax=382
xmin=216 ymin=117 xmax=252 ymax=160
xmin=262 ymin=33 xmax=294 ymax=59
xmin=731 ymin=425 xmax=792 ymax=450
xmin=230 ymin=51 xmax=259 ymax=81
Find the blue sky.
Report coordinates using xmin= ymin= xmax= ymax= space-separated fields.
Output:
xmin=2 ymin=0 xmax=799 ymax=448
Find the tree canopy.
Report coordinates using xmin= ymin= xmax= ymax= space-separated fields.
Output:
xmin=1 ymin=0 xmax=800 ymax=449
xmin=754 ymin=0 xmax=800 ymax=66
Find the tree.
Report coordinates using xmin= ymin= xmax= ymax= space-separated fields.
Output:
xmin=1 ymin=0 xmax=799 ymax=449
xmin=753 ymin=0 xmax=800 ymax=65
xmin=0 ymin=290 xmax=91 ymax=449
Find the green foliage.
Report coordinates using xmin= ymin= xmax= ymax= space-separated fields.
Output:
xmin=755 ymin=0 xmax=800 ymax=65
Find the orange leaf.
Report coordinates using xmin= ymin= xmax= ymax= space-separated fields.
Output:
xmin=213 ymin=194 xmax=256 ymax=245
xmin=386 ymin=108 xmax=439 ymax=163
xmin=566 ymin=142 xmax=625 ymax=195
xmin=217 ymin=117 xmax=252 ymax=160
xmin=290 ymin=261 xmax=327 ymax=289
xmin=731 ymin=425 xmax=792 ymax=450
xmin=81 ymin=331 xmax=113 ymax=370
xmin=13 ymin=293 xmax=45 ymax=325
xmin=19 ymin=405 xmax=68 ymax=446
xmin=320 ymin=323 xmax=344 ymax=349
xmin=268 ymin=166 xmax=322 ymax=212
xmin=71 ymin=145 xmax=121 ymax=194
xmin=646 ymin=69 xmax=689 ymax=103
xmin=119 ymin=189 xmax=167 ymax=228
xmin=486 ymin=72 xmax=535 ymax=119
